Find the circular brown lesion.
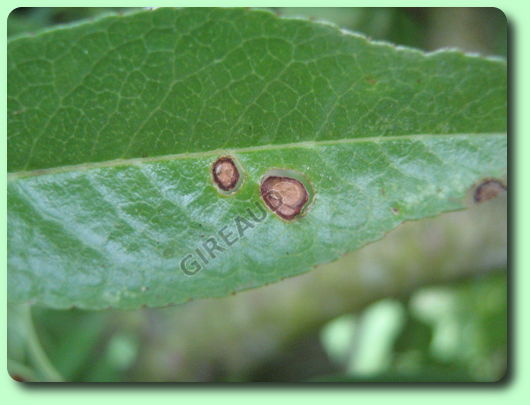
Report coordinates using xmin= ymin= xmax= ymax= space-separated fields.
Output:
xmin=474 ymin=179 xmax=507 ymax=203
xmin=212 ymin=156 xmax=240 ymax=192
xmin=260 ymin=176 xmax=309 ymax=220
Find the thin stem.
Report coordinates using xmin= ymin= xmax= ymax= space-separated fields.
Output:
xmin=23 ymin=305 xmax=64 ymax=382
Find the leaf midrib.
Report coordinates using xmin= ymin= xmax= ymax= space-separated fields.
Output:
xmin=7 ymin=132 xmax=504 ymax=181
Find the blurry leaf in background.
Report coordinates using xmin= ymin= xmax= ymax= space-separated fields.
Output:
xmin=320 ymin=314 xmax=356 ymax=369
xmin=7 ymin=304 xmax=64 ymax=381
xmin=346 ymin=299 xmax=405 ymax=376
xmin=35 ymin=308 xmax=108 ymax=380
xmin=318 ymin=271 xmax=507 ymax=382
xmin=9 ymin=306 xmax=140 ymax=382
xmin=84 ymin=331 xmax=139 ymax=382
xmin=409 ymin=271 xmax=508 ymax=380
xmin=321 ymin=300 xmax=405 ymax=377
xmin=7 ymin=304 xmax=35 ymax=381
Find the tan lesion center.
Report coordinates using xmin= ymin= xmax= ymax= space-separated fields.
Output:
xmin=212 ymin=157 xmax=240 ymax=191
xmin=261 ymin=176 xmax=309 ymax=220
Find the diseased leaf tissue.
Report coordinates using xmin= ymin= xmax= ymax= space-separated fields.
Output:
xmin=7 ymin=8 xmax=507 ymax=309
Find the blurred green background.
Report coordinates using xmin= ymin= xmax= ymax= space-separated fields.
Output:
xmin=7 ymin=7 xmax=508 ymax=383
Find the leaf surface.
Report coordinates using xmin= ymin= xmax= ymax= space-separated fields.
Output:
xmin=7 ymin=8 xmax=507 ymax=309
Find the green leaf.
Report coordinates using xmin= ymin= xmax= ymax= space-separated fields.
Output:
xmin=7 ymin=8 xmax=507 ymax=309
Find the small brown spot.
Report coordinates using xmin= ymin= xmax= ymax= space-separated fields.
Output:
xmin=366 ymin=76 xmax=377 ymax=85
xmin=212 ymin=157 xmax=240 ymax=192
xmin=391 ymin=207 xmax=399 ymax=215
xmin=261 ymin=176 xmax=309 ymax=220
xmin=474 ymin=179 xmax=506 ymax=203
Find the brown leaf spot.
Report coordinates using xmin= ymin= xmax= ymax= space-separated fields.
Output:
xmin=212 ymin=157 xmax=240 ymax=192
xmin=366 ymin=76 xmax=377 ymax=85
xmin=261 ymin=176 xmax=309 ymax=220
xmin=474 ymin=179 xmax=506 ymax=203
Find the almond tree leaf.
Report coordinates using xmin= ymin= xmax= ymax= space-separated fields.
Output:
xmin=7 ymin=8 xmax=507 ymax=309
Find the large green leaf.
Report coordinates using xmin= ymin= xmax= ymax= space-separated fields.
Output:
xmin=7 ymin=8 xmax=507 ymax=309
